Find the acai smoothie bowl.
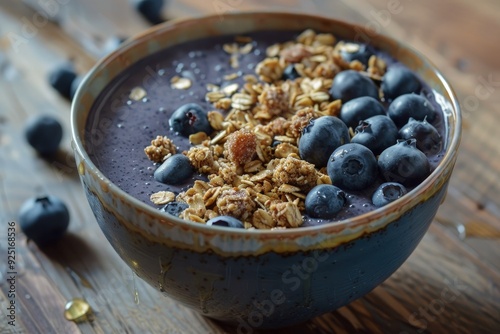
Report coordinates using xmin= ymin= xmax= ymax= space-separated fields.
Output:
xmin=71 ymin=12 xmax=461 ymax=329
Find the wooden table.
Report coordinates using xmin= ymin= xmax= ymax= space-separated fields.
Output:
xmin=1 ymin=1 xmax=499 ymax=333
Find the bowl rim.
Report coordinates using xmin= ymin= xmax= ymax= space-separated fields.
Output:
xmin=71 ymin=11 xmax=462 ymax=238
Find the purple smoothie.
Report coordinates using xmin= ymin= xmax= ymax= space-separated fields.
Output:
xmin=85 ymin=30 xmax=446 ymax=227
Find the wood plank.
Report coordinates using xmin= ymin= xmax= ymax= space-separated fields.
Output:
xmin=1 ymin=0 xmax=500 ymax=333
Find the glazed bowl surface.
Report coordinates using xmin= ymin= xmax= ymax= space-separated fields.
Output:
xmin=71 ymin=12 xmax=461 ymax=330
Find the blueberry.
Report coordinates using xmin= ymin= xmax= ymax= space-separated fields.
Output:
xmin=169 ymin=103 xmax=212 ymax=137
xmin=282 ymin=64 xmax=300 ymax=80
xmin=381 ymin=66 xmax=422 ymax=102
xmin=161 ymin=201 xmax=188 ymax=216
xmin=70 ymin=75 xmax=83 ymax=100
xmin=351 ymin=115 xmax=399 ymax=155
xmin=329 ymin=70 xmax=379 ymax=102
xmin=48 ymin=64 xmax=77 ymax=99
xmin=299 ymin=116 xmax=350 ymax=168
xmin=399 ymin=118 xmax=442 ymax=155
xmin=305 ymin=184 xmax=346 ymax=219
xmin=372 ymin=182 xmax=407 ymax=207
xmin=206 ymin=216 xmax=244 ymax=228
xmin=339 ymin=96 xmax=386 ymax=129
xmin=339 ymin=43 xmax=373 ymax=65
xmin=24 ymin=115 xmax=63 ymax=156
xmin=154 ymin=154 xmax=194 ymax=185
xmin=133 ymin=0 xmax=165 ymax=25
xmin=387 ymin=94 xmax=436 ymax=127
xmin=327 ymin=143 xmax=378 ymax=191
xmin=18 ymin=196 xmax=70 ymax=246
xmin=378 ymin=139 xmax=431 ymax=187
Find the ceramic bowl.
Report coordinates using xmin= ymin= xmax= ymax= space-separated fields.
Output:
xmin=71 ymin=12 xmax=461 ymax=330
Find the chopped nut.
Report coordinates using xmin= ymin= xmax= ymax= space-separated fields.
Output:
xmin=144 ymin=136 xmax=176 ymax=163
xmin=170 ymin=76 xmax=192 ymax=89
xmin=150 ymin=191 xmax=175 ymax=205
xmin=129 ymin=87 xmax=147 ymax=101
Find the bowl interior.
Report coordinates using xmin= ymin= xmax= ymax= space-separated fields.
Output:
xmin=71 ymin=12 xmax=461 ymax=245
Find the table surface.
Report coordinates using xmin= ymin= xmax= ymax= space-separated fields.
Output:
xmin=1 ymin=1 xmax=499 ymax=333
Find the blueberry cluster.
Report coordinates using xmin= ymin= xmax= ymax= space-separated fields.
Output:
xmin=153 ymin=43 xmax=443 ymax=227
xmin=300 ymin=66 xmax=442 ymax=219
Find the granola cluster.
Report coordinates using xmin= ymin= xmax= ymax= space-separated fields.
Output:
xmin=144 ymin=136 xmax=176 ymax=163
xmin=147 ymin=29 xmax=387 ymax=229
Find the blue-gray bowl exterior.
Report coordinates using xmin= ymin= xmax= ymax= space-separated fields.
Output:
xmin=83 ymin=183 xmax=446 ymax=329
xmin=72 ymin=12 xmax=461 ymax=330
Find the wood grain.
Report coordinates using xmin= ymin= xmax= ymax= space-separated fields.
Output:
xmin=1 ymin=0 xmax=499 ymax=333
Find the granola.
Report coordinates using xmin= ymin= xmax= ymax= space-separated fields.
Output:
xmin=144 ymin=29 xmax=384 ymax=229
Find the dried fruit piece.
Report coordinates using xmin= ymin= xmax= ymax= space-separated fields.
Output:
xmin=224 ymin=129 xmax=257 ymax=165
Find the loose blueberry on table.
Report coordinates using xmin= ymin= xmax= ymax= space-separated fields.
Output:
xmin=133 ymin=0 xmax=165 ymax=25
xmin=18 ymin=196 xmax=70 ymax=246
xmin=48 ymin=64 xmax=77 ymax=100
xmin=24 ymin=115 xmax=63 ymax=156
